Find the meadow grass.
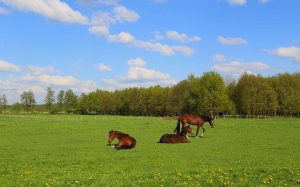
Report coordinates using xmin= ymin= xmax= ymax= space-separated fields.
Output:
xmin=0 ymin=115 xmax=299 ymax=186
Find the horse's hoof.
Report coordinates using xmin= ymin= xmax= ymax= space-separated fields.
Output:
xmin=196 ymin=136 xmax=199 ymax=139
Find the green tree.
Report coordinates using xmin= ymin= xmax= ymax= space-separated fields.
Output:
xmin=191 ymin=72 xmax=230 ymax=114
xmin=63 ymin=89 xmax=78 ymax=113
xmin=20 ymin=90 xmax=36 ymax=113
xmin=11 ymin=102 xmax=22 ymax=114
xmin=44 ymin=87 xmax=55 ymax=113
xmin=235 ymin=74 xmax=278 ymax=116
xmin=57 ymin=90 xmax=65 ymax=112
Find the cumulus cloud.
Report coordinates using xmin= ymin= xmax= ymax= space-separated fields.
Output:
xmin=113 ymin=5 xmax=139 ymax=23
xmin=166 ymin=31 xmax=201 ymax=43
xmin=0 ymin=0 xmax=89 ymax=24
xmin=89 ymin=5 xmax=139 ymax=36
xmin=88 ymin=26 xmax=109 ymax=36
xmin=127 ymin=66 xmax=171 ymax=81
xmin=0 ymin=6 xmax=9 ymax=14
xmin=0 ymin=59 xmax=21 ymax=72
xmin=271 ymin=46 xmax=300 ymax=64
xmin=213 ymin=54 xmax=226 ymax=63
xmin=21 ymin=74 xmax=79 ymax=86
xmin=153 ymin=31 xmax=164 ymax=41
xmin=97 ymin=63 xmax=113 ymax=72
xmin=212 ymin=60 xmax=271 ymax=77
xmin=87 ymin=3 xmax=194 ymax=56
xmin=0 ymin=62 xmax=100 ymax=103
xmin=127 ymin=58 xmax=146 ymax=67
xmin=101 ymin=58 xmax=177 ymax=90
xmin=28 ymin=65 xmax=58 ymax=75
xmin=105 ymin=31 xmax=194 ymax=56
xmin=77 ymin=0 xmax=119 ymax=6
xmin=217 ymin=36 xmax=247 ymax=46
xmin=228 ymin=0 xmax=247 ymax=6
xmin=108 ymin=32 xmax=135 ymax=44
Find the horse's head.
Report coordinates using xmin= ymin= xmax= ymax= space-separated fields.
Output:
xmin=207 ymin=112 xmax=215 ymax=128
xmin=180 ymin=126 xmax=192 ymax=136
xmin=108 ymin=130 xmax=117 ymax=144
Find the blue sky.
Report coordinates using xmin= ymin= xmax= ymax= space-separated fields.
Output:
xmin=0 ymin=0 xmax=300 ymax=103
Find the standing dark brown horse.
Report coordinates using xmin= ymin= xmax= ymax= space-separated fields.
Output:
xmin=108 ymin=130 xmax=136 ymax=150
xmin=174 ymin=113 xmax=215 ymax=138
xmin=159 ymin=126 xmax=192 ymax=143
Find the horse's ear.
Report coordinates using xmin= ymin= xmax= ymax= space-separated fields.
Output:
xmin=109 ymin=130 xmax=113 ymax=133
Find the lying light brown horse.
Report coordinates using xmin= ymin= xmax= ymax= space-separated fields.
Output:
xmin=108 ymin=130 xmax=136 ymax=150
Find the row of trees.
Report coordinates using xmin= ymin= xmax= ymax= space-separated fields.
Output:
xmin=2 ymin=72 xmax=300 ymax=116
xmin=0 ymin=94 xmax=7 ymax=113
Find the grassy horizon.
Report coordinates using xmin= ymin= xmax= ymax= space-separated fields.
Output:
xmin=0 ymin=115 xmax=299 ymax=186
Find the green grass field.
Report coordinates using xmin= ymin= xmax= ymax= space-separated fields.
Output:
xmin=0 ymin=115 xmax=299 ymax=186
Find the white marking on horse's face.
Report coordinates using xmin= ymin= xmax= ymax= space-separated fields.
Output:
xmin=186 ymin=135 xmax=189 ymax=139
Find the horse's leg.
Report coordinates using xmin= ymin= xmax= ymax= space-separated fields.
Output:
xmin=201 ymin=127 xmax=205 ymax=137
xmin=195 ymin=125 xmax=200 ymax=138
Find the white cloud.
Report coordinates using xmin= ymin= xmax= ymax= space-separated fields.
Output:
xmin=28 ymin=65 xmax=58 ymax=75
xmin=132 ymin=39 xmax=175 ymax=56
xmin=89 ymin=5 xmax=139 ymax=36
xmin=108 ymin=32 xmax=135 ymax=44
xmin=88 ymin=26 xmax=109 ymax=36
xmin=271 ymin=46 xmax=300 ymax=64
xmin=127 ymin=58 xmax=146 ymax=67
xmin=0 ymin=63 xmax=100 ymax=103
xmin=77 ymin=0 xmax=119 ymax=6
xmin=0 ymin=6 xmax=9 ymax=14
xmin=166 ymin=31 xmax=201 ymax=43
xmin=213 ymin=54 xmax=226 ymax=63
xmin=21 ymin=74 xmax=79 ymax=86
xmin=0 ymin=59 xmax=21 ymax=72
xmin=228 ymin=0 xmax=247 ymax=6
xmin=105 ymin=32 xmax=194 ymax=56
xmin=153 ymin=31 xmax=164 ymax=41
xmin=217 ymin=36 xmax=247 ymax=46
xmin=113 ymin=5 xmax=139 ymax=23
xmin=258 ymin=0 xmax=271 ymax=4
xmin=97 ymin=63 xmax=113 ymax=72
xmin=0 ymin=0 xmax=89 ymax=24
xmin=101 ymin=58 xmax=177 ymax=90
xmin=127 ymin=66 xmax=171 ymax=81
xmin=73 ymin=80 xmax=98 ymax=93
xmin=87 ymin=4 xmax=194 ymax=56
xmin=212 ymin=60 xmax=271 ymax=77
xmin=172 ymin=46 xmax=194 ymax=56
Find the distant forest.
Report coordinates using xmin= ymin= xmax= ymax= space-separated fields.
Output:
xmin=1 ymin=72 xmax=300 ymax=117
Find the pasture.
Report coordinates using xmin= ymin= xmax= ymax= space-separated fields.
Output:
xmin=0 ymin=115 xmax=299 ymax=186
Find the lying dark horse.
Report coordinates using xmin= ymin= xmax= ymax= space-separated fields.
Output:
xmin=159 ymin=126 xmax=192 ymax=143
xmin=174 ymin=113 xmax=215 ymax=138
xmin=108 ymin=130 xmax=136 ymax=150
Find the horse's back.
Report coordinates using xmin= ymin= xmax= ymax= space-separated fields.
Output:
xmin=119 ymin=135 xmax=136 ymax=149
xmin=159 ymin=134 xmax=188 ymax=143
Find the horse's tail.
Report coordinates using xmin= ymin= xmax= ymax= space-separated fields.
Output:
xmin=174 ymin=118 xmax=181 ymax=134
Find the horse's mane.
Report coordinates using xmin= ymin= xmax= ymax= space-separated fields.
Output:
xmin=110 ymin=130 xmax=129 ymax=136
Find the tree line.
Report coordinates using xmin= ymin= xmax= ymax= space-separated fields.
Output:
xmin=2 ymin=72 xmax=300 ymax=117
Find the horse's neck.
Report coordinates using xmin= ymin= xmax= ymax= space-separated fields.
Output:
xmin=202 ymin=116 xmax=209 ymax=122
xmin=180 ymin=131 xmax=188 ymax=136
